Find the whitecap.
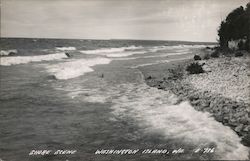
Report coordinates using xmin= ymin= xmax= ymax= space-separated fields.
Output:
xmin=0 ymin=49 xmax=18 ymax=56
xmin=0 ymin=53 xmax=68 ymax=66
xmin=46 ymin=58 xmax=111 ymax=80
xmin=107 ymin=51 xmax=146 ymax=58
xmin=148 ymin=44 xmax=215 ymax=52
xmin=80 ymin=45 xmax=142 ymax=55
xmin=55 ymin=47 xmax=76 ymax=51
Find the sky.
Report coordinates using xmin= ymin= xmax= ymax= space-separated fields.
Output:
xmin=1 ymin=0 xmax=249 ymax=42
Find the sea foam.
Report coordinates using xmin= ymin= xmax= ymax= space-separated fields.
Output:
xmin=0 ymin=49 xmax=18 ymax=56
xmin=46 ymin=58 xmax=111 ymax=80
xmin=106 ymin=51 xmax=146 ymax=58
xmin=110 ymin=84 xmax=249 ymax=160
xmin=55 ymin=47 xmax=76 ymax=51
xmin=80 ymin=46 xmax=142 ymax=55
xmin=81 ymin=50 xmax=146 ymax=58
xmin=80 ymin=44 xmax=211 ymax=58
xmin=77 ymin=82 xmax=249 ymax=160
xmin=148 ymin=44 xmax=215 ymax=52
xmin=0 ymin=53 xmax=68 ymax=66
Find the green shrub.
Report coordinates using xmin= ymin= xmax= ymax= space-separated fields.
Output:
xmin=218 ymin=3 xmax=250 ymax=50
xmin=203 ymin=53 xmax=210 ymax=60
xmin=168 ymin=66 xmax=183 ymax=79
xmin=146 ymin=75 xmax=152 ymax=79
xmin=186 ymin=62 xmax=204 ymax=74
xmin=246 ymin=39 xmax=250 ymax=52
xmin=194 ymin=55 xmax=202 ymax=60
xmin=238 ymin=40 xmax=245 ymax=50
xmin=211 ymin=51 xmax=220 ymax=58
xmin=235 ymin=51 xmax=244 ymax=57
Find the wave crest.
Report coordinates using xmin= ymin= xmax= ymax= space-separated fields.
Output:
xmin=0 ymin=53 xmax=68 ymax=66
xmin=80 ymin=45 xmax=142 ymax=55
xmin=46 ymin=58 xmax=111 ymax=80
xmin=55 ymin=47 xmax=76 ymax=51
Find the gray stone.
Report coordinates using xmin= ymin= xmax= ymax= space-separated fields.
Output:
xmin=202 ymin=65 xmax=212 ymax=72
xmin=235 ymin=124 xmax=244 ymax=132
xmin=198 ymin=60 xmax=206 ymax=65
xmin=201 ymin=101 xmax=210 ymax=107
xmin=191 ymin=100 xmax=200 ymax=105
xmin=243 ymin=125 xmax=250 ymax=132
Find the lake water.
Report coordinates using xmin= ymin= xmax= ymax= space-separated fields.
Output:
xmin=0 ymin=39 xmax=248 ymax=160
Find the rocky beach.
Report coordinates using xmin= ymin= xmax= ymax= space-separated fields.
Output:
xmin=140 ymin=48 xmax=250 ymax=147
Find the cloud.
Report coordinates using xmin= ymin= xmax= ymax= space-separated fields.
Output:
xmin=1 ymin=0 xmax=249 ymax=42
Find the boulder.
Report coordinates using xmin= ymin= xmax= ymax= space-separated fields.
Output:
xmin=198 ymin=60 xmax=206 ymax=66
xmin=65 ymin=52 xmax=72 ymax=58
xmin=146 ymin=76 xmax=152 ymax=80
xmin=235 ymin=51 xmax=244 ymax=57
xmin=235 ymin=124 xmax=244 ymax=132
xmin=202 ymin=65 xmax=212 ymax=72
xmin=203 ymin=53 xmax=210 ymax=60
xmin=157 ymin=84 xmax=164 ymax=89
xmin=243 ymin=125 xmax=250 ymax=132
xmin=211 ymin=51 xmax=220 ymax=58
xmin=215 ymin=115 xmax=223 ymax=122
xmin=229 ymin=118 xmax=238 ymax=127
xmin=194 ymin=55 xmax=202 ymax=60
xmin=191 ymin=100 xmax=200 ymax=106
xmin=201 ymin=100 xmax=210 ymax=107
xmin=47 ymin=75 xmax=57 ymax=80
xmin=242 ymin=134 xmax=250 ymax=146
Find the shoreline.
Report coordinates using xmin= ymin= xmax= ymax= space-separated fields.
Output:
xmin=139 ymin=49 xmax=250 ymax=147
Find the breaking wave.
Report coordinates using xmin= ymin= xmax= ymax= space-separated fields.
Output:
xmin=81 ymin=50 xmax=146 ymax=58
xmin=69 ymin=82 xmax=249 ymax=160
xmin=0 ymin=49 xmax=18 ymax=56
xmin=148 ymin=44 xmax=215 ymax=52
xmin=106 ymin=51 xmax=146 ymax=58
xmin=46 ymin=58 xmax=111 ymax=80
xmin=110 ymin=84 xmax=249 ymax=160
xmin=55 ymin=47 xmax=76 ymax=51
xmin=140 ymin=51 xmax=191 ymax=59
xmin=0 ymin=53 xmax=68 ymax=66
xmin=80 ymin=46 xmax=142 ymax=55
xmin=80 ymin=44 xmax=212 ymax=58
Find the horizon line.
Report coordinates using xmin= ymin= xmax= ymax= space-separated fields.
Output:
xmin=0 ymin=36 xmax=218 ymax=44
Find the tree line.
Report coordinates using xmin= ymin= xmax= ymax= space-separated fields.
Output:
xmin=218 ymin=3 xmax=250 ymax=51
